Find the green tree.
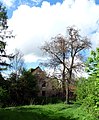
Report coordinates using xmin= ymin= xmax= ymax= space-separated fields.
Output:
xmin=0 ymin=3 xmax=13 ymax=71
xmin=76 ymin=48 xmax=99 ymax=118
xmin=8 ymin=69 xmax=39 ymax=105
xmin=86 ymin=48 xmax=99 ymax=76
xmin=76 ymin=77 xmax=87 ymax=103
xmin=0 ymin=86 xmax=9 ymax=107
xmin=19 ymin=69 xmax=39 ymax=104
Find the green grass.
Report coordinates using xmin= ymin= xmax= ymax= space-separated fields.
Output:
xmin=0 ymin=103 xmax=97 ymax=120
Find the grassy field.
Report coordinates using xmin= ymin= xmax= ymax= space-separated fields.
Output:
xmin=0 ymin=103 xmax=97 ymax=120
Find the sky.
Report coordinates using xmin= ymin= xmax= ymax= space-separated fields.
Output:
xmin=0 ymin=0 xmax=99 ymax=69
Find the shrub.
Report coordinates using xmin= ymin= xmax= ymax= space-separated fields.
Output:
xmin=0 ymin=87 xmax=9 ymax=107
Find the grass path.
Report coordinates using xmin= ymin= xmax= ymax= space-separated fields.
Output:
xmin=0 ymin=103 xmax=97 ymax=120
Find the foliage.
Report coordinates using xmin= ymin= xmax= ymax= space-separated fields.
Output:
xmin=0 ymin=3 xmax=14 ymax=71
xmin=75 ymin=77 xmax=88 ymax=103
xmin=19 ymin=69 xmax=39 ymax=102
xmin=32 ymin=96 xmax=63 ymax=105
xmin=76 ymin=77 xmax=99 ymax=116
xmin=86 ymin=48 xmax=99 ymax=76
xmin=7 ymin=69 xmax=39 ymax=106
xmin=76 ymin=48 xmax=99 ymax=118
xmin=0 ymin=103 xmax=97 ymax=120
xmin=0 ymin=87 xmax=9 ymax=107
xmin=0 ymin=73 xmax=5 ymax=87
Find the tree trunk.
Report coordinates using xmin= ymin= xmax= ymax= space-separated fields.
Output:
xmin=62 ymin=49 xmax=66 ymax=97
xmin=66 ymin=80 xmax=69 ymax=104
xmin=62 ymin=61 xmax=66 ymax=99
xmin=62 ymin=80 xmax=66 ymax=98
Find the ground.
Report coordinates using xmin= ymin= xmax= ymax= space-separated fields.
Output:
xmin=0 ymin=103 xmax=97 ymax=120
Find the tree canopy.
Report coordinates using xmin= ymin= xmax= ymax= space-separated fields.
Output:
xmin=86 ymin=47 xmax=99 ymax=76
xmin=41 ymin=26 xmax=91 ymax=103
xmin=0 ymin=3 xmax=13 ymax=71
xmin=76 ymin=48 xmax=99 ymax=118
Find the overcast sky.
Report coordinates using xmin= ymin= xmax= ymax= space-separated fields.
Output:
xmin=1 ymin=0 xmax=99 ymax=68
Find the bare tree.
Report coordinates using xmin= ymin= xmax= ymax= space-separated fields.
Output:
xmin=41 ymin=26 xmax=91 ymax=104
xmin=10 ymin=49 xmax=25 ymax=80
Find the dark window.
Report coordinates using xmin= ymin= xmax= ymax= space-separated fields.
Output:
xmin=42 ymin=91 xmax=46 ymax=96
xmin=42 ymin=81 xmax=46 ymax=87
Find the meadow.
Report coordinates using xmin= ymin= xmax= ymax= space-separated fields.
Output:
xmin=0 ymin=103 xmax=97 ymax=120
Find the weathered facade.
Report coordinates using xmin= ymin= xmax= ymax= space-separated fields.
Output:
xmin=30 ymin=66 xmax=61 ymax=97
xmin=30 ymin=66 xmax=76 ymax=100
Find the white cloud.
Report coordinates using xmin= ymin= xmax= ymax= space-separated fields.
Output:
xmin=7 ymin=0 xmax=99 ymax=63
xmin=31 ymin=0 xmax=43 ymax=5
xmin=23 ymin=53 xmax=46 ymax=63
xmin=0 ymin=0 xmax=42 ymax=7
xmin=1 ymin=0 xmax=15 ymax=7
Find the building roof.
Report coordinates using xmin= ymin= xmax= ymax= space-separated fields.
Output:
xmin=29 ymin=66 xmax=42 ymax=72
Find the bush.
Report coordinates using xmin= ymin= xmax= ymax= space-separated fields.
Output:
xmin=0 ymin=87 xmax=9 ymax=107
xmin=30 ymin=96 xmax=63 ymax=105
xmin=76 ymin=77 xmax=99 ymax=118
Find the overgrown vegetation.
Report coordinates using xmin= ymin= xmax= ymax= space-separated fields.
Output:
xmin=0 ymin=3 xmax=99 ymax=120
xmin=76 ymin=48 xmax=99 ymax=118
xmin=0 ymin=103 xmax=98 ymax=120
